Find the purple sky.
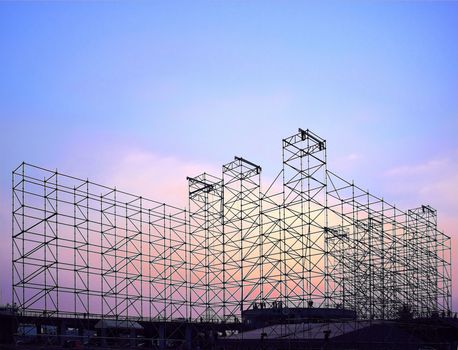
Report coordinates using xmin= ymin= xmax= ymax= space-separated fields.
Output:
xmin=0 ymin=1 xmax=457 ymax=309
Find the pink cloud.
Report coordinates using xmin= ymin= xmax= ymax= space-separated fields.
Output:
xmin=104 ymin=150 xmax=220 ymax=208
xmin=381 ymin=153 xmax=458 ymax=221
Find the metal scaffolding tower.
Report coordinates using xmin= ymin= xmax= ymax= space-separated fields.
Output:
xmin=12 ymin=128 xmax=452 ymax=339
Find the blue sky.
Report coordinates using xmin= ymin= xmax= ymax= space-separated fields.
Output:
xmin=0 ymin=1 xmax=457 ymax=307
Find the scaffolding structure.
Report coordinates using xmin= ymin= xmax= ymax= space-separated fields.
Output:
xmin=12 ymin=128 xmax=452 ymax=332
xmin=12 ymin=163 xmax=188 ymax=322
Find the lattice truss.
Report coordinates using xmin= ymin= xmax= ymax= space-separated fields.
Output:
xmin=12 ymin=129 xmax=451 ymax=321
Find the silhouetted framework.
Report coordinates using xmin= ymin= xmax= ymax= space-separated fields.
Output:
xmin=12 ymin=163 xmax=188 ymax=322
xmin=187 ymin=173 xmax=224 ymax=321
xmin=12 ymin=128 xmax=452 ymax=333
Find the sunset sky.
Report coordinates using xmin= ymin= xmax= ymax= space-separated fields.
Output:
xmin=0 ymin=1 xmax=457 ymax=308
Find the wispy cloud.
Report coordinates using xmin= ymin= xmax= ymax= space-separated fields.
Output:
xmin=331 ymin=152 xmax=364 ymax=173
xmin=383 ymin=158 xmax=450 ymax=177
xmin=381 ymin=151 xmax=458 ymax=234
xmin=105 ymin=150 xmax=220 ymax=208
xmin=344 ymin=153 xmax=362 ymax=162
